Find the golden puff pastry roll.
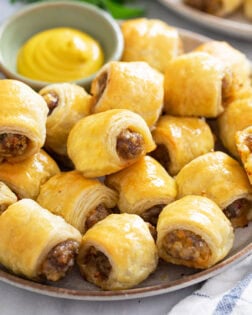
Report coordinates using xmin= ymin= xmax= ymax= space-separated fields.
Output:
xmin=37 ymin=170 xmax=118 ymax=234
xmin=183 ymin=0 xmax=242 ymax=17
xmin=0 ymin=182 xmax=17 ymax=214
xmin=244 ymin=0 xmax=252 ymax=20
xmin=0 ymin=79 xmax=48 ymax=163
xmin=194 ymin=41 xmax=251 ymax=97
xmin=217 ymin=97 xmax=252 ymax=159
xmin=156 ymin=195 xmax=234 ymax=269
xmin=90 ymin=61 xmax=164 ymax=128
xmin=176 ymin=151 xmax=252 ymax=228
xmin=0 ymin=149 xmax=60 ymax=200
xmin=120 ymin=18 xmax=183 ymax=73
xmin=0 ymin=198 xmax=81 ymax=281
xmin=150 ymin=115 xmax=214 ymax=176
xmin=236 ymin=126 xmax=252 ymax=186
xmin=67 ymin=109 xmax=156 ymax=178
xmin=77 ymin=213 xmax=158 ymax=290
xmin=163 ymin=52 xmax=233 ymax=118
xmin=105 ymin=156 xmax=177 ymax=226
xmin=39 ymin=83 xmax=92 ymax=157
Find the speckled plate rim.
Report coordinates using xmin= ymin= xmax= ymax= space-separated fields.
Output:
xmin=157 ymin=0 xmax=252 ymax=40
xmin=0 ymin=241 xmax=251 ymax=301
xmin=0 ymin=28 xmax=251 ymax=301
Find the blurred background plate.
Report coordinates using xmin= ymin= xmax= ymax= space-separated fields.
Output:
xmin=158 ymin=0 xmax=252 ymax=40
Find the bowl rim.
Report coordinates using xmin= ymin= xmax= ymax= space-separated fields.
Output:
xmin=0 ymin=0 xmax=124 ymax=90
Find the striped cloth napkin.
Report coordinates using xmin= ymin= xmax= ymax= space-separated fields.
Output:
xmin=168 ymin=253 xmax=252 ymax=315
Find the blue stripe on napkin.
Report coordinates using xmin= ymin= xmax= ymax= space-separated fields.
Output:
xmin=213 ymin=273 xmax=252 ymax=315
xmin=168 ymin=254 xmax=252 ymax=315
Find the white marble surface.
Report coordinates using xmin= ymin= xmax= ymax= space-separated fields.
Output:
xmin=0 ymin=1 xmax=252 ymax=314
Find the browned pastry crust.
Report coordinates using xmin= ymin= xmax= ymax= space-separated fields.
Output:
xmin=218 ymin=97 xmax=252 ymax=159
xmin=90 ymin=61 xmax=164 ymax=128
xmin=39 ymin=83 xmax=92 ymax=157
xmin=175 ymin=151 xmax=252 ymax=228
xmin=67 ymin=109 xmax=156 ymax=177
xmin=157 ymin=195 xmax=234 ymax=269
xmin=184 ymin=0 xmax=242 ymax=17
xmin=163 ymin=52 xmax=233 ymax=118
xmin=194 ymin=41 xmax=251 ymax=101
xmin=0 ymin=182 xmax=17 ymax=214
xmin=0 ymin=79 xmax=48 ymax=162
xmin=236 ymin=126 xmax=252 ymax=187
xmin=37 ymin=170 xmax=118 ymax=234
xmin=0 ymin=199 xmax=81 ymax=281
xmin=244 ymin=0 xmax=252 ymax=20
xmin=77 ymin=213 xmax=158 ymax=290
xmin=105 ymin=156 xmax=177 ymax=225
xmin=121 ymin=18 xmax=183 ymax=73
xmin=151 ymin=115 xmax=214 ymax=175
xmin=0 ymin=149 xmax=60 ymax=200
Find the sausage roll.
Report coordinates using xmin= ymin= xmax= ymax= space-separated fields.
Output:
xmin=77 ymin=213 xmax=158 ymax=290
xmin=0 ymin=79 xmax=48 ymax=163
xmin=105 ymin=156 xmax=177 ymax=226
xmin=244 ymin=0 xmax=252 ymax=20
xmin=217 ymin=97 xmax=252 ymax=159
xmin=39 ymin=83 xmax=92 ymax=158
xmin=0 ymin=149 xmax=60 ymax=200
xmin=194 ymin=41 xmax=251 ymax=99
xmin=163 ymin=52 xmax=233 ymax=118
xmin=37 ymin=170 xmax=118 ymax=234
xmin=176 ymin=151 xmax=252 ymax=228
xmin=150 ymin=115 xmax=214 ymax=176
xmin=0 ymin=182 xmax=17 ymax=214
xmin=156 ymin=195 xmax=234 ymax=269
xmin=236 ymin=126 xmax=252 ymax=186
xmin=67 ymin=109 xmax=156 ymax=177
xmin=90 ymin=61 xmax=164 ymax=128
xmin=120 ymin=18 xmax=183 ymax=73
xmin=0 ymin=198 xmax=82 ymax=281
xmin=183 ymin=0 xmax=242 ymax=17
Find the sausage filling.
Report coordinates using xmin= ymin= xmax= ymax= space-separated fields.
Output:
xmin=223 ymin=198 xmax=251 ymax=227
xmin=83 ymin=246 xmax=112 ymax=281
xmin=147 ymin=222 xmax=157 ymax=241
xmin=184 ymin=0 xmax=222 ymax=15
xmin=0 ymin=133 xmax=29 ymax=158
xmin=0 ymin=203 xmax=8 ymax=214
xmin=95 ymin=71 xmax=108 ymax=103
xmin=245 ymin=134 xmax=252 ymax=151
xmin=85 ymin=203 xmax=112 ymax=231
xmin=39 ymin=240 xmax=79 ymax=282
xmin=41 ymin=91 xmax=59 ymax=115
xmin=116 ymin=129 xmax=145 ymax=160
xmin=150 ymin=144 xmax=170 ymax=172
xmin=141 ymin=204 xmax=166 ymax=226
xmin=162 ymin=229 xmax=211 ymax=265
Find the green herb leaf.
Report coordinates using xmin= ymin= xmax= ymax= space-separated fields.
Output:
xmin=9 ymin=0 xmax=145 ymax=19
xmin=102 ymin=0 xmax=145 ymax=19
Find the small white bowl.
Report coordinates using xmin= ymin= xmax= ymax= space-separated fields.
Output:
xmin=0 ymin=1 xmax=124 ymax=91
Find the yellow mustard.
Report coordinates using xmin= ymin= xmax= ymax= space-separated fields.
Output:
xmin=17 ymin=27 xmax=104 ymax=82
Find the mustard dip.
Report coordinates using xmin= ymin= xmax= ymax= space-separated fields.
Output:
xmin=17 ymin=27 xmax=104 ymax=82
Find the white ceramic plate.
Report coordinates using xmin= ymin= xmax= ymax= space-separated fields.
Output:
xmin=158 ymin=0 xmax=252 ymax=40
xmin=0 ymin=29 xmax=252 ymax=301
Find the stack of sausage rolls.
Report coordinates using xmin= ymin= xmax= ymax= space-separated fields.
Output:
xmin=0 ymin=17 xmax=252 ymax=292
